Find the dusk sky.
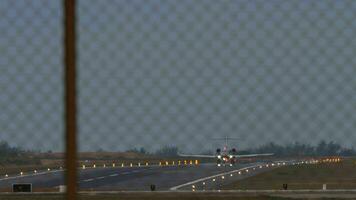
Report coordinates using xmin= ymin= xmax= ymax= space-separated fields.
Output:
xmin=1 ymin=0 xmax=355 ymax=152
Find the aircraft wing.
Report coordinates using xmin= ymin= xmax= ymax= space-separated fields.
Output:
xmin=235 ymin=153 xmax=274 ymax=158
xmin=178 ymin=153 xmax=216 ymax=158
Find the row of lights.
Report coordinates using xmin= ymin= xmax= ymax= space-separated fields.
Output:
xmin=3 ymin=158 xmax=337 ymax=180
xmin=2 ymin=160 xmax=200 ymax=178
xmin=84 ymin=162 xmax=149 ymax=169
xmin=191 ymin=161 xmax=290 ymax=191
xmin=190 ymin=159 xmax=342 ymax=191
xmin=292 ymin=158 xmax=342 ymax=165
xmin=81 ymin=160 xmax=199 ymax=170
xmin=2 ymin=166 xmax=64 ymax=178
xmin=159 ymin=160 xmax=199 ymax=166
xmin=5 ymin=160 xmax=199 ymax=178
xmin=320 ymin=158 xmax=342 ymax=163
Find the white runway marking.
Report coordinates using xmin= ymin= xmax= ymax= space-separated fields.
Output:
xmin=170 ymin=164 xmax=262 ymax=190
xmin=170 ymin=161 xmax=293 ymax=190
xmin=109 ymin=174 xmax=118 ymax=177
xmin=0 ymin=170 xmax=64 ymax=181
xmin=83 ymin=178 xmax=94 ymax=182
xmin=96 ymin=176 xmax=105 ymax=180
xmin=0 ymin=164 xmax=161 ymax=182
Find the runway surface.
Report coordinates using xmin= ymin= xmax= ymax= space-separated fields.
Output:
xmin=0 ymin=162 xmax=268 ymax=191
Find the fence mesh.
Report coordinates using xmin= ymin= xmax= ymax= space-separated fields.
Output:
xmin=77 ymin=0 xmax=356 ymax=153
xmin=0 ymin=0 xmax=64 ymax=192
xmin=0 ymin=0 xmax=356 ymax=194
xmin=1 ymin=0 xmax=63 ymax=151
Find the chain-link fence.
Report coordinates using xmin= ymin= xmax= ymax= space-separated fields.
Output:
xmin=77 ymin=0 xmax=355 ymax=153
xmin=1 ymin=0 xmax=65 ymax=193
xmin=1 ymin=0 xmax=63 ymax=151
xmin=1 ymin=0 xmax=356 ymax=195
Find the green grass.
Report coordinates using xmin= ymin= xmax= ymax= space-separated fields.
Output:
xmin=224 ymin=159 xmax=356 ymax=190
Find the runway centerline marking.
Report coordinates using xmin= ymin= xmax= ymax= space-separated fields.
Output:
xmin=83 ymin=178 xmax=94 ymax=182
xmin=96 ymin=176 xmax=105 ymax=179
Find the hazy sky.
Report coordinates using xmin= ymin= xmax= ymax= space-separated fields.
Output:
xmin=1 ymin=0 xmax=355 ymax=152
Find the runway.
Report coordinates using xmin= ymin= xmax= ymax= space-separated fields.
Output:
xmin=0 ymin=162 xmax=270 ymax=191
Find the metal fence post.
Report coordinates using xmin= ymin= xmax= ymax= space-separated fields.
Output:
xmin=64 ymin=0 xmax=77 ymax=199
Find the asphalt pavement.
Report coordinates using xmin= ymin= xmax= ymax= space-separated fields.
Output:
xmin=0 ymin=163 xmax=265 ymax=191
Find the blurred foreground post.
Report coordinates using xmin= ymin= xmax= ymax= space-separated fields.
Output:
xmin=282 ymin=184 xmax=288 ymax=190
xmin=64 ymin=0 xmax=77 ymax=199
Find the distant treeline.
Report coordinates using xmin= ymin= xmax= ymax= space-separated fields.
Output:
xmin=127 ymin=141 xmax=356 ymax=157
xmin=0 ymin=141 xmax=33 ymax=165
xmin=126 ymin=146 xmax=179 ymax=157
xmin=240 ymin=141 xmax=356 ymax=157
xmin=1 ymin=140 xmax=354 ymax=164
xmin=0 ymin=141 xmax=44 ymax=165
